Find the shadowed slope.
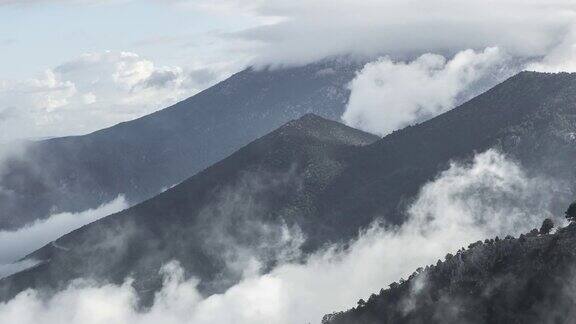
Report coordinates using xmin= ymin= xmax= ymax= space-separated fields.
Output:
xmin=3 ymin=72 xmax=576 ymax=306
xmin=319 ymin=72 xmax=576 ymax=229
xmin=324 ymin=223 xmax=576 ymax=324
xmin=0 ymin=59 xmax=362 ymax=229
xmin=0 ymin=114 xmax=378 ymax=302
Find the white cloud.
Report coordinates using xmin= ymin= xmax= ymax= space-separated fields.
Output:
xmin=0 ymin=51 xmax=222 ymax=141
xmin=342 ymin=47 xmax=512 ymax=136
xmin=214 ymin=0 xmax=573 ymax=68
xmin=0 ymin=150 xmax=563 ymax=324
xmin=18 ymin=69 xmax=78 ymax=113
xmin=112 ymin=52 xmax=155 ymax=88
xmin=527 ymin=27 xmax=576 ymax=72
xmin=2 ymin=1 xmax=576 ymax=142
xmin=4 ymin=1 xmax=576 ymax=70
xmin=0 ymin=195 xmax=127 ymax=266
xmin=82 ymin=92 xmax=97 ymax=105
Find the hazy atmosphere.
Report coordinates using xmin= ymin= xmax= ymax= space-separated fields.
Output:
xmin=2 ymin=0 xmax=576 ymax=140
xmin=1 ymin=1 xmax=576 ymax=323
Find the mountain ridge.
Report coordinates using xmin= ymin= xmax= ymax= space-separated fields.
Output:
xmin=2 ymin=71 xmax=576 ymax=308
xmin=319 ymin=71 xmax=576 ymax=226
xmin=0 ymin=113 xmax=378 ymax=301
xmin=0 ymin=60 xmax=363 ymax=229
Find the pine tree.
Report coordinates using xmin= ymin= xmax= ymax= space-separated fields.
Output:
xmin=566 ymin=202 xmax=576 ymax=223
xmin=539 ymin=218 xmax=554 ymax=234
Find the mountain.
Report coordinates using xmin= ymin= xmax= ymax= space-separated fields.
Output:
xmin=2 ymin=71 xmax=576 ymax=304
xmin=0 ymin=114 xmax=379 ymax=302
xmin=0 ymin=59 xmax=363 ymax=229
xmin=319 ymin=71 xmax=576 ymax=226
xmin=323 ymin=221 xmax=576 ymax=324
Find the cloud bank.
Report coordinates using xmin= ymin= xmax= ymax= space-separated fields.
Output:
xmin=0 ymin=150 xmax=563 ymax=323
xmin=3 ymin=1 xmax=576 ymax=141
xmin=3 ymin=1 xmax=576 ymax=70
xmin=527 ymin=27 xmax=576 ymax=73
xmin=0 ymin=51 xmax=221 ymax=141
xmin=0 ymin=195 xmax=127 ymax=275
xmin=217 ymin=0 xmax=574 ymax=68
xmin=342 ymin=47 xmax=515 ymax=135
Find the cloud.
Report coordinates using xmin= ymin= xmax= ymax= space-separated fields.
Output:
xmin=0 ymin=150 xmax=564 ymax=323
xmin=3 ymin=1 xmax=576 ymax=142
xmin=526 ymin=27 xmax=576 ymax=72
xmin=142 ymin=69 xmax=181 ymax=89
xmin=5 ymin=1 xmax=576 ymax=70
xmin=251 ymin=1 xmax=576 ymax=68
xmin=0 ymin=51 xmax=222 ymax=141
xmin=0 ymin=195 xmax=127 ymax=267
xmin=0 ymin=260 xmax=39 ymax=280
xmin=342 ymin=47 xmax=514 ymax=135
xmin=197 ymin=169 xmax=305 ymax=281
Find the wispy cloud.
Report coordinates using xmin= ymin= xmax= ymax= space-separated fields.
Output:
xmin=0 ymin=195 xmax=127 ymax=265
xmin=342 ymin=47 xmax=515 ymax=135
xmin=0 ymin=51 xmax=223 ymax=141
xmin=0 ymin=150 xmax=564 ymax=323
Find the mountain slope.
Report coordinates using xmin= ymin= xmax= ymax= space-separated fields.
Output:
xmin=323 ymin=222 xmax=576 ymax=324
xmin=319 ymin=71 xmax=576 ymax=228
xmin=0 ymin=59 xmax=362 ymax=229
xmin=0 ymin=114 xmax=378 ymax=301
xmin=3 ymin=71 xmax=576 ymax=305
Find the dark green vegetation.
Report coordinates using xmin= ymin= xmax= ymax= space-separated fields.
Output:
xmin=2 ymin=71 xmax=576 ymax=306
xmin=566 ymin=202 xmax=576 ymax=223
xmin=323 ymin=217 xmax=576 ymax=324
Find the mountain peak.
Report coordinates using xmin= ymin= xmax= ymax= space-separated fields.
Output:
xmin=286 ymin=113 xmax=327 ymax=126
xmin=0 ymin=60 xmax=362 ymax=229
xmin=277 ymin=113 xmax=378 ymax=147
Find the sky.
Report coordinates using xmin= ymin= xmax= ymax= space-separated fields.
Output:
xmin=0 ymin=0 xmax=268 ymax=140
xmin=0 ymin=1 xmax=261 ymax=79
xmin=1 ymin=0 xmax=576 ymax=140
xmin=1 ymin=2 xmax=576 ymax=322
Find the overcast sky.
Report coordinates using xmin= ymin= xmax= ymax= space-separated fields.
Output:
xmin=0 ymin=1 xmax=263 ymax=79
xmin=1 ymin=0 xmax=576 ymax=140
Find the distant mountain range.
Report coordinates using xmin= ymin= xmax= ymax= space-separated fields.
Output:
xmin=323 ymin=220 xmax=576 ymax=324
xmin=0 ymin=59 xmax=363 ymax=229
xmin=2 ymin=71 xmax=576 ymax=304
